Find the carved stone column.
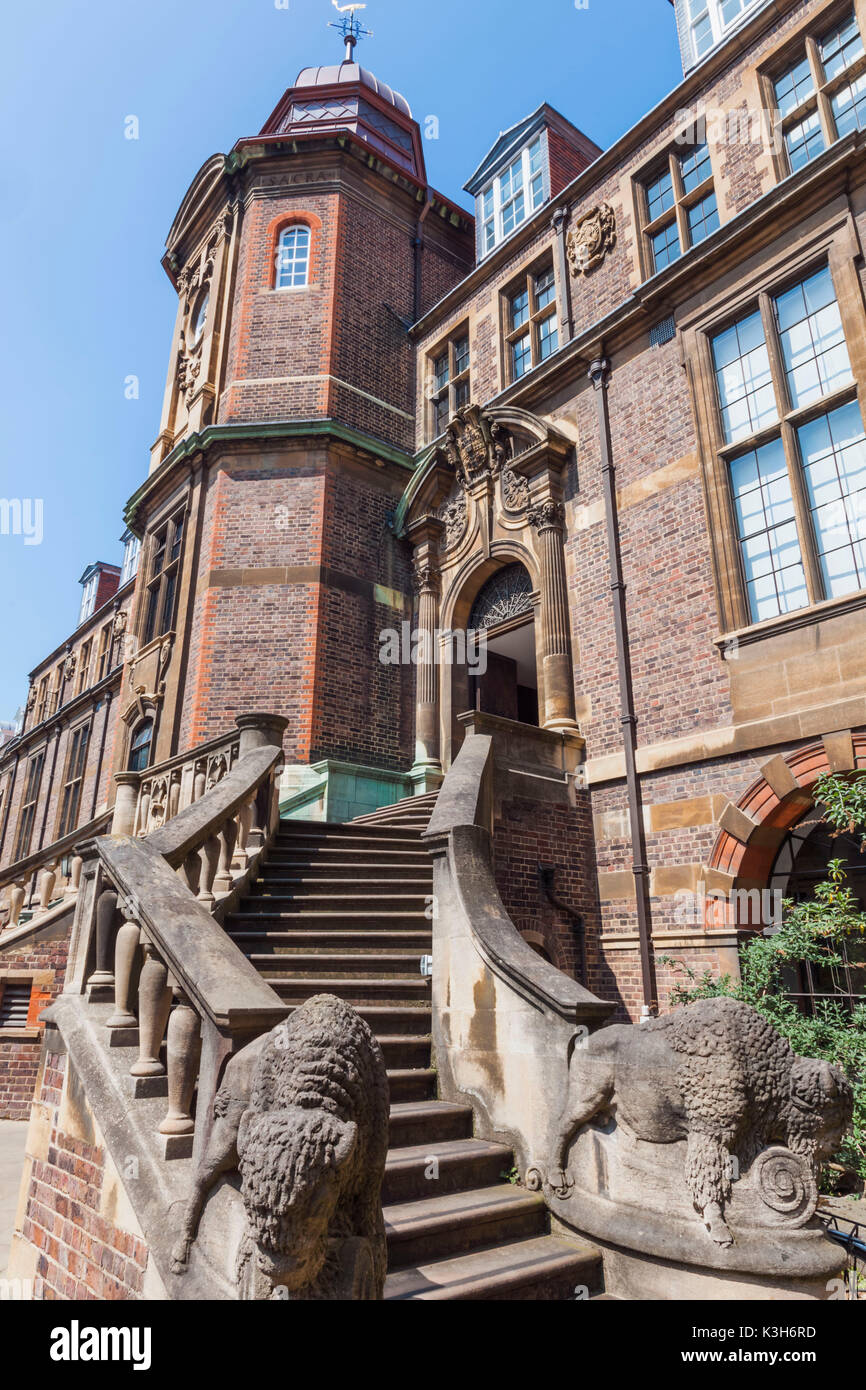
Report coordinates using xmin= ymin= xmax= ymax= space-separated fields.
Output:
xmin=111 ymin=772 xmax=139 ymax=837
xmin=528 ymin=499 xmax=579 ymax=732
xmin=411 ymin=558 xmax=442 ymax=779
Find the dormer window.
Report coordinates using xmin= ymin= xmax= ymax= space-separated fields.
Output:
xmin=78 ymin=572 xmax=98 ymax=625
xmin=479 ymin=136 xmax=547 ymax=256
xmin=120 ymin=531 xmax=140 ymax=587
xmin=686 ymin=0 xmax=762 ymax=66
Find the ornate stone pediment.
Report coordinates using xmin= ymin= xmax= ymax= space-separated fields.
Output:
xmin=567 ymin=203 xmax=616 ymax=276
xmin=438 ymin=404 xmax=511 ymax=491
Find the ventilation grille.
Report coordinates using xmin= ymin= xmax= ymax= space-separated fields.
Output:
xmin=650 ymin=315 xmax=676 ymax=347
xmin=0 ymin=982 xmax=31 ymax=1028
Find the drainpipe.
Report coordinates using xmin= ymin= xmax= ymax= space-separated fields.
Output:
xmin=413 ymin=192 xmax=434 ymax=326
xmin=589 ymin=356 xmax=657 ymax=1017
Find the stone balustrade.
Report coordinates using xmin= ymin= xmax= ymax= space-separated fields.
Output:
xmin=0 ymin=813 xmax=110 ymax=934
xmin=59 ymin=713 xmax=288 ymax=1160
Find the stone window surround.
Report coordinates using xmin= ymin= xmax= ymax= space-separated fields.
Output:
xmin=681 ymin=205 xmax=866 ymax=637
xmin=500 ymin=253 xmax=560 ymax=386
xmin=54 ymin=715 xmax=94 ymax=842
xmin=425 ymin=323 xmax=471 ymax=443
xmin=634 ymin=127 xmax=719 ymax=282
xmin=0 ymin=969 xmax=53 ymax=1041
xmin=14 ymin=744 xmax=47 ymax=862
xmin=758 ymin=1 xmax=866 ymax=182
xmin=140 ymin=507 xmax=186 ymax=649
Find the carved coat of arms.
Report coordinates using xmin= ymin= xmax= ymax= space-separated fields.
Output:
xmin=567 ymin=203 xmax=616 ymax=275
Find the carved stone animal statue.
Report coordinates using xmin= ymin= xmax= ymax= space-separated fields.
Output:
xmin=171 ymin=994 xmax=389 ymax=1298
xmin=549 ymin=996 xmax=852 ymax=1246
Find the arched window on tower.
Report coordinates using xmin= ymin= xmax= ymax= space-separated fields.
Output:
xmin=128 ymin=718 xmax=154 ymax=773
xmin=275 ymin=225 xmax=311 ymax=289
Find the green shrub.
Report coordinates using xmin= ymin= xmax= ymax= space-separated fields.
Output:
xmin=658 ymin=772 xmax=866 ymax=1184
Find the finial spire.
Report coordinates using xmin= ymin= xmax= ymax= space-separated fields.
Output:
xmin=329 ymin=2 xmax=373 ymax=61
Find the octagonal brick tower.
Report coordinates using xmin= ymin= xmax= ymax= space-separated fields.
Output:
xmin=116 ymin=59 xmax=474 ymax=795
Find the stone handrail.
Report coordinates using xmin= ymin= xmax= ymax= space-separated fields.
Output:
xmin=424 ymin=731 xmax=610 ymax=1023
xmin=0 ymin=811 xmax=113 ymax=933
xmin=423 ymin=726 xmax=613 ymax=1176
xmin=58 ymin=713 xmax=288 ymax=1172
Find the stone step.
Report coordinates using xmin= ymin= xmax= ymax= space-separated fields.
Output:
xmin=247 ymin=875 xmax=433 ymax=890
xmin=259 ymin=861 xmax=433 ymax=880
xmin=386 ymin=1068 xmax=437 ymax=1104
xmin=389 ymin=1101 xmax=473 ymax=1147
xmin=249 ymin=953 xmax=426 ymax=979
xmin=275 ymin=828 xmax=424 ymax=849
xmin=240 ymin=908 xmax=432 ymax=928
xmin=384 ymin=1185 xmax=546 ymax=1269
xmin=225 ymin=929 xmax=433 ymax=951
xmin=350 ymin=813 xmax=431 ymax=828
xmin=270 ymin=976 xmax=431 ymax=1006
xmin=266 ymin=846 xmax=431 ymax=864
xmin=239 ymin=892 xmax=431 ymax=911
xmin=384 ymin=1138 xmax=513 ymax=1204
xmin=377 ymin=1035 xmax=432 ymax=1068
xmin=384 ymin=1234 xmax=602 ymax=1301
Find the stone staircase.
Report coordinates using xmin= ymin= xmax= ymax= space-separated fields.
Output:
xmin=223 ymin=792 xmax=603 ymax=1300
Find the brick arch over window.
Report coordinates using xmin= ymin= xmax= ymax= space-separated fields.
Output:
xmin=264 ymin=211 xmax=323 ymax=289
xmin=709 ymin=732 xmax=866 ymax=896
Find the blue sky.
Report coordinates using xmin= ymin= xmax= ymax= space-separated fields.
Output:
xmin=0 ymin=0 xmax=682 ymax=720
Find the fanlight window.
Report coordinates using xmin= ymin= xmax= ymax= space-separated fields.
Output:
xmin=468 ymin=564 xmax=533 ymax=631
xmin=276 ymin=226 xmax=311 ymax=289
xmin=128 ymin=718 xmax=154 ymax=773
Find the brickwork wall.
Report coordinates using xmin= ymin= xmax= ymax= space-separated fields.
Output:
xmin=18 ymin=1052 xmax=151 ymax=1300
xmin=219 ymin=190 xmax=338 ymax=427
xmin=0 ymin=918 xmax=70 ymax=1118
xmin=492 ymin=791 xmax=602 ymax=981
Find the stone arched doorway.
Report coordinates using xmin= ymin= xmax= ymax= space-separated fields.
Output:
xmin=467 ymin=563 xmax=539 ymax=727
xmin=708 ymin=730 xmax=866 ymax=927
xmin=398 ymin=403 xmax=579 ymax=777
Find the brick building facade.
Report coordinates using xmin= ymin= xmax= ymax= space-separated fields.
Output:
xmin=1 ymin=0 xmax=865 ymax=1122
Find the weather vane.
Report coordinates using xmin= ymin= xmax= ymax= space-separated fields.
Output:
xmin=329 ymin=2 xmax=373 ymax=61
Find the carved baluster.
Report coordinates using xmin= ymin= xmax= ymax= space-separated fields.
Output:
xmin=192 ymin=761 xmax=206 ymax=803
xmin=269 ymin=766 xmax=284 ymax=838
xmin=159 ymin=992 xmax=201 ymax=1138
xmin=213 ymin=818 xmax=238 ymax=896
xmin=38 ymin=860 xmax=59 ymax=912
xmin=131 ymin=940 xmax=172 ymax=1077
xmin=87 ymin=888 xmax=119 ymax=993
xmin=179 ymin=851 xmax=201 ymax=897
xmin=234 ymin=799 xmax=253 ymax=869
xmin=137 ymin=782 xmax=151 ymax=837
xmin=107 ymin=918 xmax=142 ymax=1030
xmin=248 ymin=781 xmax=269 ymax=853
xmin=8 ymin=880 xmax=26 ymax=928
xmin=66 ymin=856 xmax=83 ymax=896
xmin=197 ymin=833 xmax=220 ymax=909
xmin=168 ymin=771 xmax=182 ymax=821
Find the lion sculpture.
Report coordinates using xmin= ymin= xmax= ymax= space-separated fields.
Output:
xmin=171 ymin=993 xmax=389 ymax=1298
xmin=549 ymin=996 xmax=852 ymax=1246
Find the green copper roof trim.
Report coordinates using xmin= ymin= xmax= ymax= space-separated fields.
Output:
xmin=124 ymin=419 xmax=416 ymax=530
xmin=392 ymin=439 xmax=439 ymax=538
